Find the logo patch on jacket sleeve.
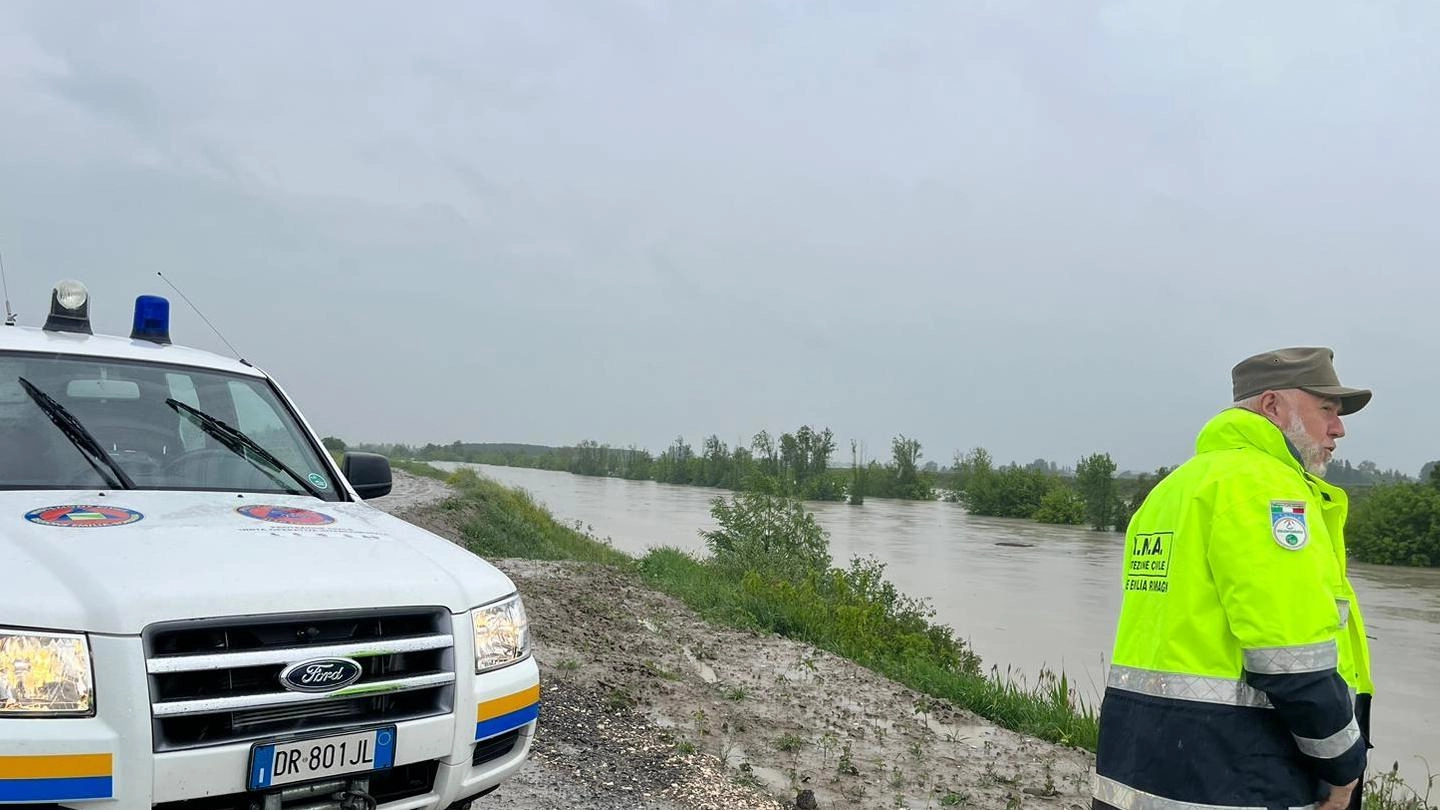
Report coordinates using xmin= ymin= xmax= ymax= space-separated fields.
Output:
xmin=1270 ymin=500 xmax=1308 ymax=550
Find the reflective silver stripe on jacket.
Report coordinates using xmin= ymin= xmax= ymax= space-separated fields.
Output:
xmin=1093 ymin=774 xmax=1317 ymax=810
xmin=1294 ymin=715 xmax=1362 ymax=759
xmin=1108 ymin=664 xmax=1273 ymax=708
xmin=1337 ymin=599 xmax=1351 ymax=628
xmin=1242 ymin=640 xmax=1337 ymax=675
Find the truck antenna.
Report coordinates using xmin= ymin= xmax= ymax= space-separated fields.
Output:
xmin=155 ymin=271 xmax=249 ymax=365
xmin=1 ymin=248 xmax=15 ymax=326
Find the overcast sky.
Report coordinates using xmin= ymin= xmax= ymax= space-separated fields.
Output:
xmin=2 ymin=1 xmax=1437 ymax=476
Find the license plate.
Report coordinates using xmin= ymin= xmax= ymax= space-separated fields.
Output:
xmin=248 ymin=726 xmax=397 ymax=790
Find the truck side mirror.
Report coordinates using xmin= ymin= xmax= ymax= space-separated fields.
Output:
xmin=342 ymin=452 xmax=392 ymax=499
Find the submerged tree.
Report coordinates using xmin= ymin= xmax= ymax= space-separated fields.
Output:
xmin=1075 ymin=452 xmax=1118 ymax=531
xmin=849 ymin=439 xmax=866 ymax=505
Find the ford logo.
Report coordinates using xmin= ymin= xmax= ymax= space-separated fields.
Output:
xmin=278 ymin=657 xmax=364 ymax=693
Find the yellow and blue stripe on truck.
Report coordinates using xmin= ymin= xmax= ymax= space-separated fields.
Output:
xmin=476 ymin=684 xmax=540 ymax=741
xmin=0 ymin=754 xmax=113 ymax=802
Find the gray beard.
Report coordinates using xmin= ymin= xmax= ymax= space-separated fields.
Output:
xmin=1283 ymin=414 xmax=1329 ymax=477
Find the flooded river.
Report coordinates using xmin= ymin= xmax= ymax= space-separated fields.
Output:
xmin=440 ymin=462 xmax=1440 ymax=789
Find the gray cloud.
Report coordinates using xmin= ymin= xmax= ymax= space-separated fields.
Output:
xmin=2 ymin=1 xmax=1437 ymax=475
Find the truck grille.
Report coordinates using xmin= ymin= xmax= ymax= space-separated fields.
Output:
xmin=144 ymin=607 xmax=456 ymax=751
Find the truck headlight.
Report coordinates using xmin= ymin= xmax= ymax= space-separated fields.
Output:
xmin=472 ymin=594 xmax=530 ymax=674
xmin=0 ymin=629 xmax=95 ymax=717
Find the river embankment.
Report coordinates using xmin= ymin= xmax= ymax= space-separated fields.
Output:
xmin=374 ymin=468 xmax=1097 ymax=810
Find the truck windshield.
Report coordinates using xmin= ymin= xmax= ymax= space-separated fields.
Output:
xmin=0 ymin=352 xmax=344 ymax=501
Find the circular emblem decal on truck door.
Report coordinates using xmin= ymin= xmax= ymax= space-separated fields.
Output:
xmin=236 ymin=505 xmax=335 ymax=526
xmin=25 ymin=504 xmax=144 ymax=527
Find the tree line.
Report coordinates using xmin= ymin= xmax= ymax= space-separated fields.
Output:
xmin=338 ymin=433 xmax=1439 ymax=565
xmin=942 ymin=447 xmax=1172 ymax=532
xmin=346 ymin=431 xmax=1179 ymax=531
xmin=351 ymin=427 xmax=938 ymax=503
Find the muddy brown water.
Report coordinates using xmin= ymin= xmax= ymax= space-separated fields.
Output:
xmin=435 ymin=462 xmax=1440 ymax=790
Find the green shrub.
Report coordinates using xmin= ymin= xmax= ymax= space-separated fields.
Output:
xmin=1347 ymin=482 xmax=1440 ymax=567
xmin=1033 ymin=487 xmax=1085 ymax=525
xmin=729 ymin=558 xmax=981 ymax=678
xmin=701 ymin=489 xmax=831 ymax=578
xmin=960 ymin=464 xmax=1056 ymax=519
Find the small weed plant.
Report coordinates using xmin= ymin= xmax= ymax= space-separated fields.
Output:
xmin=1365 ymin=761 xmax=1438 ymax=810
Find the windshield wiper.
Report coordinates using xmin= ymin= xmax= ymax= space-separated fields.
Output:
xmin=18 ymin=376 xmax=135 ymax=490
xmin=164 ymin=398 xmax=326 ymax=500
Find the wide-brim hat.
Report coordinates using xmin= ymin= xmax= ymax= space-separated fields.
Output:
xmin=1231 ymin=346 xmax=1372 ymax=415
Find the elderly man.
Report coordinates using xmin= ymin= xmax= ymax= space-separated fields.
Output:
xmin=1093 ymin=347 xmax=1374 ymax=810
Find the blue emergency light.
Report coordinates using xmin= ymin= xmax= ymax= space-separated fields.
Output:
xmin=130 ymin=295 xmax=172 ymax=344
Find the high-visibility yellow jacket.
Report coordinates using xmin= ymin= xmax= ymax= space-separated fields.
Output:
xmin=1093 ymin=407 xmax=1372 ymax=810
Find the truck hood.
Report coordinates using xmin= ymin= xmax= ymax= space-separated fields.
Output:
xmin=0 ymin=490 xmax=513 ymax=635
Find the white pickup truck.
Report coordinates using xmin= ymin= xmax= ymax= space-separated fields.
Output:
xmin=0 ymin=281 xmax=538 ymax=808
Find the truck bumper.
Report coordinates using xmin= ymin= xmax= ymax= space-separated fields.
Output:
xmin=0 ymin=633 xmax=539 ymax=808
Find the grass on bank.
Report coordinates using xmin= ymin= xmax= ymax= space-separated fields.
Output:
xmin=638 ymin=544 xmax=1097 ymax=750
xmin=401 ymin=461 xmax=630 ymax=566
xmin=390 ymin=458 xmax=451 ymax=481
